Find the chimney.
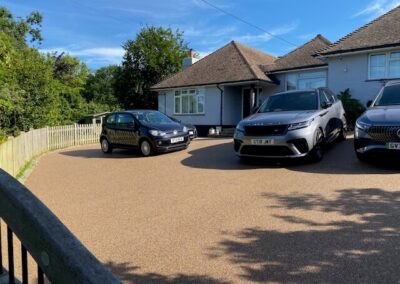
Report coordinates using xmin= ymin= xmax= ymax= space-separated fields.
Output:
xmin=183 ymin=48 xmax=199 ymax=70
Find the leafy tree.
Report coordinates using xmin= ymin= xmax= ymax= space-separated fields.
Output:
xmin=118 ymin=26 xmax=188 ymax=109
xmin=83 ymin=65 xmax=121 ymax=109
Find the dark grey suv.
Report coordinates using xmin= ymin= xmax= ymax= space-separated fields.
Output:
xmin=354 ymin=81 xmax=400 ymax=161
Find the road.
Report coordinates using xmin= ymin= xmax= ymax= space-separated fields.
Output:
xmin=25 ymin=138 xmax=400 ymax=283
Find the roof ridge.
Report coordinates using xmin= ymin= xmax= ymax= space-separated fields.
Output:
xmin=231 ymin=41 xmax=259 ymax=79
xmin=274 ymin=35 xmax=325 ymax=62
xmin=318 ymin=5 xmax=400 ymax=54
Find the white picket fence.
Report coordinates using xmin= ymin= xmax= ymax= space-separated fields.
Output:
xmin=0 ymin=123 xmax=102 ymax=177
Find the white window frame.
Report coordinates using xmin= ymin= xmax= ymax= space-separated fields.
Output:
xmin=285 ymin=70 xmax=327 ymax=91
xmin=174 ymin=88 xmax=205 ymax=115
xmin=368 ymin=51 xmax=400 ymax=80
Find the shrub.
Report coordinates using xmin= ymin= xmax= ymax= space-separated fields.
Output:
xmin=337 ymin=88 xmax=366 ymax=130
xmin=0 ymin=130 xmax=7 ymax=144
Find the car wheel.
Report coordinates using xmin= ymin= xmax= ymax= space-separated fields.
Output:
xmin=338 ymin=123 xmax=347 ymax=142
xmin=140 ymin=140 xmax=153 ymax=157
xmin=356 ymin=152 xmax=370 ymax=163
xmin=308 ymin=129 xmax=324 ymax=162
xmin=101 ymin=138 xmax=112 ymax=154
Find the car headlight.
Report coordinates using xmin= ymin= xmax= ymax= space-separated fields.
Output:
xmin=355 ymin=120 xmax=370 ymax=131
xmin=183 ymin=126 xmax=188 ymax=133
xmin=288 ymin=119 xmax=313 ymax=131
xmin=149 ymin=130 xmax=166 ymax=137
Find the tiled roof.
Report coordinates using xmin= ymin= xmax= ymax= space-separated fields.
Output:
xmin=264 ymin=35 xmax=331 ymax=73
xmin=151 ymin=41 xmax=277 ymax=90
xmin=318 ymin=5 xmax=400 ymax=56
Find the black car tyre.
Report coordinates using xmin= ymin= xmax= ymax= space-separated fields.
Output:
xmin=308 ymin=128 xmax=324 ymax=162
xmin=140 ymin=140 xmax=153 ymax=157
xmin=356 ymin=152 xmax=370 ymax=163
xmin=337 ymin=122 xmax=347 ymax=142
xmin=101 ymin=138 xmax=112 ymax=154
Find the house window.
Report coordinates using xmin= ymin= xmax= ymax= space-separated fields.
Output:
xmin=369 ymin=51 xmax=400 ymax=79
xmin=286 ymin=71 xmax=327 ymax=90
xmin=174 ymin=89 xmax=205 ymax=114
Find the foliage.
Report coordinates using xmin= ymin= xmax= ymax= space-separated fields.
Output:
xmin=83 ymin=65 xmax=122 ymax=110
xmin=0 ymin=7 xmax=190 ymax=135
xmin=338 ymin=88 xmax=366 ymax=128
xmin=118 ymin=26 xmax=188 ymax=109
xmin=0 ymin=7 xmax=115 ymax=135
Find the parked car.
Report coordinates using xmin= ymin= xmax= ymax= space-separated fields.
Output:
xmin=100 ymin=110 xmax=190 ymax=156
xmin=167 ymin=116 xmax=198 ymax=140
xmin=234 ymin=88 xmax=347 ymax=161
xmin=354 ymin=81 xmax=400 ymax=162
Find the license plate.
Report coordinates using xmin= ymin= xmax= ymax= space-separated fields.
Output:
xmin=386 ymin=142 xmax=400 ymax=150
xmin=251 ymin=139 xmax=273 ymax=145
xmin=171 ymin=137 xmax=184 ymax=143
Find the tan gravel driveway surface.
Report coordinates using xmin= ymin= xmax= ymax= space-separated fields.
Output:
xmin=25 ymin=138 xmax=400 ymax=283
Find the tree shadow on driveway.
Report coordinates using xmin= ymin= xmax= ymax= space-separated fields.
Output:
xmin=181 ymin=139 xmax=400 ymax=174
xmin=104 ymin=261 xmax=229 ymax=284
xmin=208 ymin=188 xmax=400 ymax=283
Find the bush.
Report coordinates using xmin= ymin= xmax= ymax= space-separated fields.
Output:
xmin=337 ymin=88 xmax=366 ymax=130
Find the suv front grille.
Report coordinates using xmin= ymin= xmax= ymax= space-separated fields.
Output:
xmin=240 ymin=145 xmax=293 ymax=156
xmin=244 ymin=125 xmax=288 ymax=136
xmin=367 ymin=126 xmax=400 ymax=142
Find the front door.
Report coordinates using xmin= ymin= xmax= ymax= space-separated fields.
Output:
xmin=242 ymin=89 xmax=252 ymax=118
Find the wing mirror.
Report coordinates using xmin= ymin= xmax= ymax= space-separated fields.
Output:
xmin=366 ymin=100 xmax=373 ymax=107
xmin=321 ymin=102 xmax=332 ymax=109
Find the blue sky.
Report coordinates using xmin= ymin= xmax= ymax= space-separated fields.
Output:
xmin=3 ymin=0 xmax=400 ymax=70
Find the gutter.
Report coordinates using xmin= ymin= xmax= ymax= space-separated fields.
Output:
xmin=316 ymin=45 xmax=400 ymax=59
xmin=217 ymin=84 xmax=223 ymax=126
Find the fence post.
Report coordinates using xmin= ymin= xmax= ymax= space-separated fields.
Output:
xmin=74 ymin=124 xmax=77 ymax=146
xmin=10 ymin=137 xmax=15 ymax=177
xmin=46 ymin=127 xmax=50 ymax=151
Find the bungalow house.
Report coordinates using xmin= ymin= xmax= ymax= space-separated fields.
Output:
xmin=151 ymin=5 xmax=400 ymax=135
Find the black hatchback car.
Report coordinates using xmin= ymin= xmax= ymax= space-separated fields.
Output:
xmin=100 ymin=110 xmax=190 ymax=156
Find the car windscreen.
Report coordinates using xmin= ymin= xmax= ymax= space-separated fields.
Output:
xmin=258 ymin=91 xmax=318 ymax=113
xmin=132 ymin=111 xmax=174 ymax=124
xmin=375 ymin=85 xmax=400 ymax=106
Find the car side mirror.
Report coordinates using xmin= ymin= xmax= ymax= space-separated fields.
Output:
xmin=321 ymin=102 xmax=332 ymax=109
xmin=366 ymin=100 xmax=373 ymax=107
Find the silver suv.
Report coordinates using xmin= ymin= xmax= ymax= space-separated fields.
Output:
xmin=234 ymin=88 xmax=347 ymax=161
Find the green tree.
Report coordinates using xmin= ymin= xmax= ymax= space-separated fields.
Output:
xmin=83 ymin=65 xmax=121 ymax=109
xmin=118 ymin=26 xmax=188 ymax=109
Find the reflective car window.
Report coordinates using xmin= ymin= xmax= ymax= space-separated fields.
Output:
xmin=106 ymin=114 xmax=116 ymax=125
xmin=375 ymin=85 xmax=400 ymax=106
xmin=116 ymin=114 xmax=133 ymax=127
xmin=259 ymin=91 xmax=318 ymax=112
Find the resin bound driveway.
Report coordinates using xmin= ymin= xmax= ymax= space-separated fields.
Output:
xmin=25 ymin=138 xmax=400 ymax=283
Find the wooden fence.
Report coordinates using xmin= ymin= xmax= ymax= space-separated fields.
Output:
xmin=0 ymin=124 xmax=102 ymax=177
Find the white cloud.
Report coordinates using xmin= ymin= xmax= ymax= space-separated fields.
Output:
xmin=39 ymin=47 xmax=125 ymax=66
xmin=353 ymin=0 xmax=400 ymax=18
xmin=234 ymin=24 xmax=297 ymax=44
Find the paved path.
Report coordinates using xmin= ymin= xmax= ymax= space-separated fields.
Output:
xmin=25 ymin=138 xmax=400 ymax=283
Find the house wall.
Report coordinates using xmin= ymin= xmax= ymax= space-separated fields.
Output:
xmin=222 ymin=86 xmax=242 ymax=126
xmin=158 ymin=86 xmax=222 ymax=126
xmin=326 ymin=54 xmax=385 ymax=104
